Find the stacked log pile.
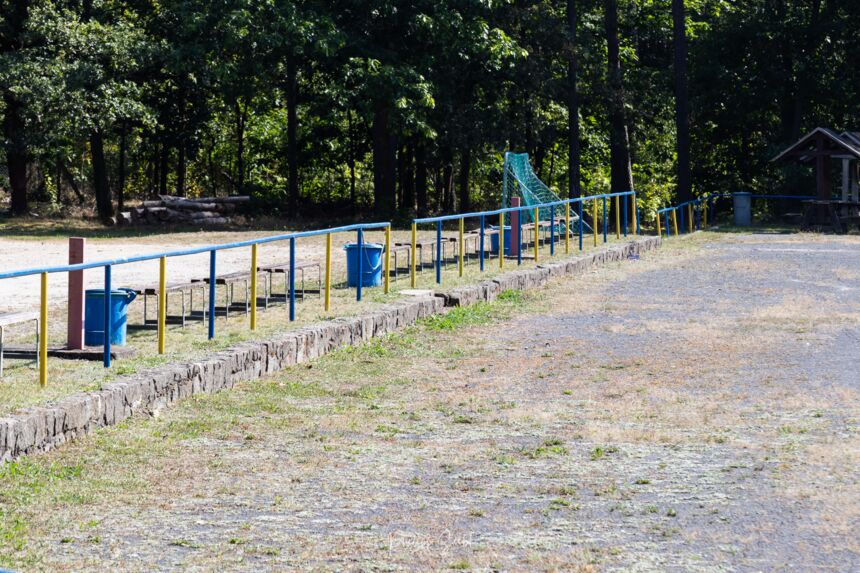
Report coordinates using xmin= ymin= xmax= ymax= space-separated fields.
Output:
xmin=119 ymin=196 xmax=249 ymax=226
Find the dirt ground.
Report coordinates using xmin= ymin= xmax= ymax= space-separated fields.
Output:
xmin=0 ymin=231 xmax=858 ymax=572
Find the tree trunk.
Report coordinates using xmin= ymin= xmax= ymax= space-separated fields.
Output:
xmin=91 ymin=130 xmax=114 ymax=223
xmin=604 ymin=0 xmax=634 ymax=195
xmin=398 ymin=143 xmax=415 ymax=218
xmin=567 ymin=0 xmax=581 ymax=198
xmin=672 ymin=0 xmax=692 ymax=202
xmin=371 ymin=102 xmax=396 ymax=217
xmin=286 ymin=53 xmax=299 ymax=213
xmin=347 ymin=110 xmax=356 ymax=205
xmin=158 ymin=139 xmax=169 ymax=197
xmin=176 ymin=141 xmax=186 ymax=197
xmin=440 ymin=145 xmax=454 ymax=212
xmin=117 ymin=126 xmax=127 ymax=212
xmin=234 ymin=99 xmax=247 ymax=195
xmin=3 ymin=93 xmax=29 ymax=215
xmin=458 ymin=148 xmax=471 ymax=213
xmin=416 ymin=142 xmax=428 ymax=217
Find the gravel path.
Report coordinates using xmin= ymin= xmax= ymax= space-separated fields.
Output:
xmin=1 ymin=232 xmax=858 ymax=572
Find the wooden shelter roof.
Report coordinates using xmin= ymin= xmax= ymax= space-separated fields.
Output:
xmin=771 ymin=127 xmax=860 ymax=162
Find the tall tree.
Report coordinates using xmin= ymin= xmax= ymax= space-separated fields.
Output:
xmin=604 ymin=0 xmax=634 ymax=195
xmin=672 ymin=0 xmax=692 ymax=202
xmin=1 ymin=0 xmax=31 ymax=215
xmin=567 ymin=0 xmax=581 ymax=198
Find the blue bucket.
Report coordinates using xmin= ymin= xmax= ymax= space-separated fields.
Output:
xmin=85 ymin=288 xmax=137 ymax=347
xmin=344 ymin=243 xmax=385 ymax=287
xmin=489 ymin=225 xmax=512 ymax=255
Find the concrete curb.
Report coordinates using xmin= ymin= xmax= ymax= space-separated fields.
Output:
xmin=0 ymin=235 xmax=661 ymax=461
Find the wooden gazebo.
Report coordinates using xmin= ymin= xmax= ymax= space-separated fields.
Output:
xmin=772 ymin=128 xmax=860 ymax=230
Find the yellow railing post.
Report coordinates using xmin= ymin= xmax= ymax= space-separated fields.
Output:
xmin=39 ymin=273 xmax=48 ymax=387
xmin=656 ymin=212 xmax=662 ymax=237
xmin=688 ymin=204 xmax=694 ymax=233
xmin=592 ymin=200 xmax=598 ymax=247
xmin=384 ymin=225 xmax=391 ymax=293
xmin=672 ymin=209 xmax=679 ymax=236
xmin=631 ymin=194 xmax=638 ymax=235
xmin=565 ymin=203 xmax=570 ymax=254
xmin=250 ymin=244 xmax=258 ymax=330
xmin=499 ymin=212 xmax=505 ymax=269
xmin=703 ymin=202 xmax=708 ymax=229
xmin=158 ymin=257 xmax=166 ymax=354
xmin=533 ymin=208 xmax=539 ymax=262
xmin=458 ymin=217 xmax=464 ymax=277
xmin=324 ymin=233 xmax=332 ymax=311
xmin=615 ymin=196 xmax=621 ymax=239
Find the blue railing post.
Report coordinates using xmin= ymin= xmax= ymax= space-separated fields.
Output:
xmin=435 ymin=221 xmax=442 ymax=284
xmin=289 ymin=237 xmax=297 ymax=319
xmin=578 ymin=199 xmax=583 ymax=251
xmin=550 ymin=205 xmax=555 ymax=256
xmin=479 ymin=215 xmax=485 ymax=272
xmin=208 ymin=250 xmax=216 ymax=339
xmin=103 ymin=265 xmax=111 ymax=368
xmin=356 ymin=229 xmax=363 ymax=301
xmin=679 ymin=205 xmax=686 ymax=234
xmin=623 ymin=193 xmax=629 ymax=237
xmin=517 ymin=206 xmax=523 ymax=266
xmin=602 ymin=196 xmax=608 ymax=243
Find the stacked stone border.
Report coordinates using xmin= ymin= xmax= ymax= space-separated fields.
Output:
xmin=0 ymin=236 xmax=661 ymax=461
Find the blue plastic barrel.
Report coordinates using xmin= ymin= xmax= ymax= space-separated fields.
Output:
xmin=489 ymin=225 xmax=512 ymax=255
xmin=85 ymin=288 xmax=137 ymax=346
xmin=344 ymin=243 xmax=384 ymax=287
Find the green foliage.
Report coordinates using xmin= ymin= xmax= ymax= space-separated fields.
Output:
xmin=2 ymin=0 xmax=859 ymax=217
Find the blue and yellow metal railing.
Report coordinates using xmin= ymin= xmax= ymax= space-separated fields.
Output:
xmin=656 ymin=193 xmax=816 ymax=237
xmin=410 ymin=191 xmax=639 ymax=287
xmin=0 ymin=222 xmax=391 ymax=386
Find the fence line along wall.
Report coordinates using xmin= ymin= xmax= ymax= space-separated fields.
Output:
xmin=411 ymin=191 xmax=640 ymax=287
xmin=655 ymin=192 xmax=816 ymax=237
xmin=0 ymin=235 xmax=660 ymax=462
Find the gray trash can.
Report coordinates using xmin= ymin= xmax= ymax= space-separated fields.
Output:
xmin=733 ymin=192 xmax=752 ymax=226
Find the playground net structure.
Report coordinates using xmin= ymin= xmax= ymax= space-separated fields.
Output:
xmin=502 ymin=152 xmax=592 ymax=231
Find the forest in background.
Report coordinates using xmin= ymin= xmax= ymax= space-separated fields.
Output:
xmin=1 ymin=0 xmax=859 ymax=223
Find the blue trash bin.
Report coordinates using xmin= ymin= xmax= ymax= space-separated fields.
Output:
xmin=85 ymin=288 xmax=137 ymax=347
xmin=489 ymin=225 xmax=512 ymax=255
xmin=344 ymin=243 xmax=385 ymax=287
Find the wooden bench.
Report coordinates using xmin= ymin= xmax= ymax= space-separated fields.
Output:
xmin=0 ymin=311 xmax=39 ymax=377
xmin=131 ymin=281 xmax=208 ymax=328
xmin=257 ymin=260 xmax=321 ymax=300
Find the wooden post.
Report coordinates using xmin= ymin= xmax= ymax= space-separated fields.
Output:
xmin=67 ymin=238 xmax=85 ymax=350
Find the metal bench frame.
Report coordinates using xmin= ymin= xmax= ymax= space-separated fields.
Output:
xmin=0 ymin=312 xmax=40 ymax=378
xmin=136 ymin=282 xmax=209 ymax=329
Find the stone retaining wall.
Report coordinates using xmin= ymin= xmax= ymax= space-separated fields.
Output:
xmin=0 ymin=236 xmax=661 ymax=461
xmin=441 ymin=235 xmax=661 ymax=306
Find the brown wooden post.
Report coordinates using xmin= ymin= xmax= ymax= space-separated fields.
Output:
xmin=816 ymin=155 xmax=831 ymax=200
xmin=67 ymin=238 xmax=86 ymax=350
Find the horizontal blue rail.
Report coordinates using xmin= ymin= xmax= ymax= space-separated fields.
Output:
xmin=0 ymin=222 xmax=391 ymax=280
xmin=413 ymin=191 xmax=635 ymax=225
xmin=657 ymin=193 xmax=815 ymax=215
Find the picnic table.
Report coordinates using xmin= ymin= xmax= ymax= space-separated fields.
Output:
xmin=802 ymin=200 xmax=860 ymax=234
